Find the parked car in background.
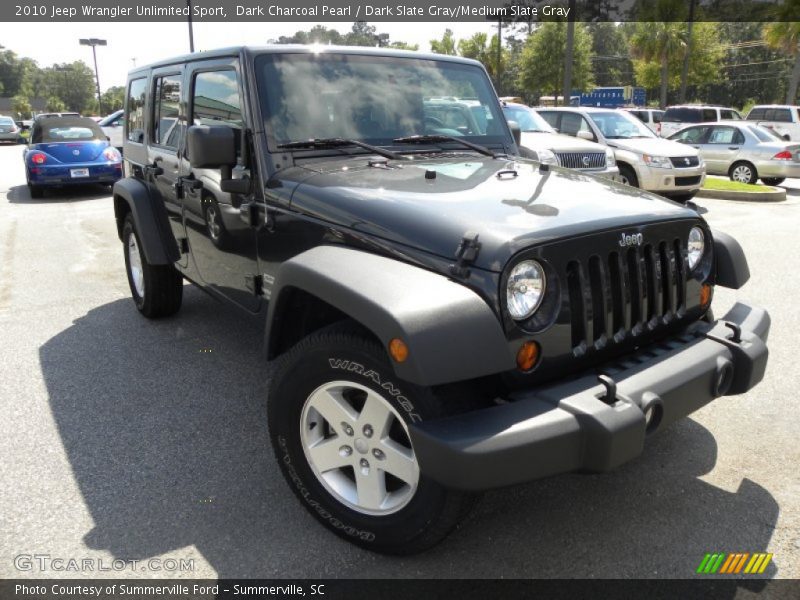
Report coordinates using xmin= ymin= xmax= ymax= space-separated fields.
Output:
xmin=668 ymin=121 xmax=800 ymax=185
xmin=624 ymin=108 xmax=664 ymax=135
xmin=99 ymin=109 xmax=125 ymax=150
xmin=0 ymin=115 xmax=24 ymax=143
xmin=660 ymin=105 xmax=741 ymax=139
xmin=744 ymin=105 xmax=800 ymax=141
xmin=502 ymin=102 xmax=618 ymax=179
xmin=23 ymin=116 xmax=122 ymax=198
xmin=538 ymin=107 xmax=704 ymax=201
xmin=34 ymin=112 xmax=81 ymax=120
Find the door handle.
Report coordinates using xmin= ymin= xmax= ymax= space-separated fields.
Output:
xmin=727 ymin=146 xmax=740 ymax=150
xmin=144 ymin=159 xmax=163 ymax=178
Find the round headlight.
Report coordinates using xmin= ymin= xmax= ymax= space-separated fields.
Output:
xmin=506 ymin=260 xmax=546 ymax=320
xmin=687 ymin=227 xmax=705 ymax=270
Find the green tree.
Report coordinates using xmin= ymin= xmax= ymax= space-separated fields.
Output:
xmin=11 ymin=94 xmax=31 ymax=118
xmin=458 ymin=33 xmax=507 ymax=79
xmin=631 ymin=22 xmax=723 ymax=108
xmin=587 ymin=23 xmax=633 ymax=87
xmin=101 ymin=86 xmax=125 ymax=112
xmin=518 ymin=22 xmax=594 ymax=104
xmin=46 ymin=96 xmax=66 ymax=111
xmin=388 ymin=41 xmax=419 ymax=51
xmin=763 ymin=1 xmax=800 ymax=103
xmin=430 ymin=29 xmax=457 ymax=55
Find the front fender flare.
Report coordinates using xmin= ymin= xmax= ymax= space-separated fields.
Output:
xmin=266 ymin=246 xmax=515 ymax=386
xmin=112 ymin=178 xmax=179 ymax=265
xmin=712 ymin=229 xmax=750 ymax=289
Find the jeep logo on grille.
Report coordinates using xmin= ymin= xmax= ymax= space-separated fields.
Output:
xmin=618 ymin=232 xmax=644 ymax=247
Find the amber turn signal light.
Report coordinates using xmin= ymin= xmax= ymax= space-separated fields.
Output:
xmin=700 ymin=283 xmax=713 ymax=307
xmin=516 ymin=341 xmax=540 ymax=371
xmin=389 ymin=338 xmax=409 ymax=363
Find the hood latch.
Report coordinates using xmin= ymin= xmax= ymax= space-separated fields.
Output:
xmin=450 ymin=232 xmax=481 ymax=278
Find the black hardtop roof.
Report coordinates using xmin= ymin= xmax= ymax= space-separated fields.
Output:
xmin=127 ymin=45 xmax=483 ymax=78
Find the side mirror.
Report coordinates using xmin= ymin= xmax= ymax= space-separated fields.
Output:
xmin=576 ymin=130 xmax=594 ymax=141
xmin=187 ymin=125 xmax=236 ymax=169
xmin=507 ymin=120 xmax=521 ymax=147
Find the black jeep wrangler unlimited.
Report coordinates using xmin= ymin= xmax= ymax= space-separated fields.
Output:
xmin=114 ymin=46 xmax=769 ymax=554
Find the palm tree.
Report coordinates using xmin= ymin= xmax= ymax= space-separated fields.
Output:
xmin=763 ymin=4 xmax=800 ymax=104
xmin=630 ymin=22 xmax=686 ymax=109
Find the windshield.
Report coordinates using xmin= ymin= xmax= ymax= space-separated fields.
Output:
xmin=747 ymin=124 xmax=784 ymax=142
xmin=587 ymin=110 xmax=655 ymax=139
xmin=98 ymin=111 xmax=123 ymax=126
xmin=502 ymin=105 xmax=554 ymax=133
xmin=255 ymin=52 xmax=511 ymax=150
xmin=0 ymin=117 xmax=14 ymax=126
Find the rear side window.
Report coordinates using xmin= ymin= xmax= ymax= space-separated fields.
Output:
xmin=707 ymin=126 xmax=744 ymax=145
xmin=664 ymin=108 xmax=702 ymax=123
xmin=192 ymin=69 xmax=243 ymax=158
xmin=126 ymin=78 xmax=146 ymax=143
xmin=538 ymin=111 xmax=559 ymax=129
xmin=702 ymin=109 xmax=718 ymax=121
xmin=652 ymin=111 xmax=664 ymax=123
xmin=747 ymin=107 xmax=766 ymax=120
xmin=629 ymin=110 xmax=645 ymax=122
xmin=720 ymin=109 xmax=739 ymax=120
xmin=153 ymin=74 xmax=182 ymax=148
xmin=765 ymin=108 xmax=792 ymax=122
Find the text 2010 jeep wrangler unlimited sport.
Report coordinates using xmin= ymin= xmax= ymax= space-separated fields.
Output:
xmin=114 ymin=46 xmax=769 ymax=554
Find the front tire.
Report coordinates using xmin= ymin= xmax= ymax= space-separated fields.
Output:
xmin=730 ymin=161 xmax=758 ymax=185
xmin=122 ymin=214 xmax=183 ymax=318
xmin=618 ymin=164 xmax=639 ymax=188
xmin=268 ymin=326 xmax=474 ymax=554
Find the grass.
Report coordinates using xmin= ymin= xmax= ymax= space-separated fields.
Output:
xmin=702 ymin=178 xmax=773 ymax=193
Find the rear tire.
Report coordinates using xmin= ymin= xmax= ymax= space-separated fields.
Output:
xmin=268 ymin=325 xmax=475 ymax=555
xmin=618 ymin=164 xmax=639 ymax=188
xmin=729 ymin=161 xmax=757 ymax=185
xmin=761 ymin=177 xmax=785 ymax=186
xmin=28 ymin=183 xmax=43 ymax=199
xmin=122 ymin=214 xmax=183 ymax=318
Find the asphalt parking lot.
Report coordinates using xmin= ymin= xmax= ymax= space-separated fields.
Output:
xmin=1 ymin=142 xmax=798 ymax=580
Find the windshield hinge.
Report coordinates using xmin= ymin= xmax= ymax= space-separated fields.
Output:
xmin=245 ymin=274 xmax=264 ymax=296
xmin=450 ymin=232 xmax=481 ymax=278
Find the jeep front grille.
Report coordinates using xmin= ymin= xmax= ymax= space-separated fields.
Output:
xmin=566 ymin=240 xmax=686 ymax=356
xmin=555 ymin=152 xmax=607 ymax=170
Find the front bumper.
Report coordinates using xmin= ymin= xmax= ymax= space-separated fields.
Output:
xmin=409 ymin=302 xmax=769 ymax=491
xmin=638 ymin=164 xmax=706 ymax=192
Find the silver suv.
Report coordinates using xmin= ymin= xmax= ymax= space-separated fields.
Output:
xmin=660 ymin=105 xmax=742 ymax=139
xmin=538 ymin=107 xmax=705 ymax=202
xmin=502 ymin=103 xmax=618 ymax=180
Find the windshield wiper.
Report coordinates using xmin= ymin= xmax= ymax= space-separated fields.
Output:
xmin=276 ymin=138 xmax=402 ymax=161
xmin=392 ymin=134 xmax=498 ymax=158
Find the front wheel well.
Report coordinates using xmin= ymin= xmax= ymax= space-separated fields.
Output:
xmin=267 ymin=287 xmax=381 ymax=359
xmin=113 ymin=194 xmax=131 ymax=240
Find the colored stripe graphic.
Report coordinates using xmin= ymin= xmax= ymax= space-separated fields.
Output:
xmin=697 ymin=552 xmax=773 ymax=575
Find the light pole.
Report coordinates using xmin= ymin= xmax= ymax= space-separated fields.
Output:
xmin=55 ymin=65 xmax=72 ymax=110
xmin=186 ymin=1 xmax=195 ymax=52
xmin=79 ymin=38 xmax=107 ymax=115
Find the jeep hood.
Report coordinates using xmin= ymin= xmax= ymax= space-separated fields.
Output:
xmin=607 ymin=137 xmax=698 ymax=157
xmin=284 ymin=155 xmax=699 ymax=272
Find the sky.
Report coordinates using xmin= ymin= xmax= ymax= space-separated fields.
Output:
xmin=1 ymin=21 xmax=497 ymax=92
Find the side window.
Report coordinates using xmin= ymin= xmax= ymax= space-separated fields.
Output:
xmin=538 ymin=111 xmax=559 ymax=129
xmin=733 ymin=129 xmax=745 ymax=144
xmin=653 ymin=111 xmax=663 ymax=123
xmin=152 ymin=74 xmax=182 ymax=148
xmin=703 ymin=109 xmax=717 ymax=121
xmin=773 ymin=109 xmax=792 ymax=123
xmin=192 ymin=69 xmax=243 ymax=156
xmin=748 ymin=108 xmax=765 ymax=120
xmin=559 ymin=112 xmax=593 ymax=138
xmin=675 ymin=126 xmax=706 ymax=143
xmin=126 ymin=77 xmax=146 ymax=143
xmin=707 ymin=126 xmax=736 ymax=144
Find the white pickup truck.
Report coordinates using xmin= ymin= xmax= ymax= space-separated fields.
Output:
xmin=745 ymin=105 xmax=800 ymax=141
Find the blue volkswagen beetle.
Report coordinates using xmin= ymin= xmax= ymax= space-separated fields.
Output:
xmin=24 ymin=116 xmax=122 ymax=198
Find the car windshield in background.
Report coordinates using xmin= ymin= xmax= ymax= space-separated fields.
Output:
xmin=0 ymin=117 xmax=15 ymax=125
xmin=502 ymin=106 xmax=554 ymax=133
xmin=32 ymin=117 xmax=106 ymax=143
xmin=587 ymin=110 xmax=654 ymax=139
xmin=255 ymin=52 xmax=510 ymax=149
xmin=748 ymin=124 xmax=784 ymax=142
